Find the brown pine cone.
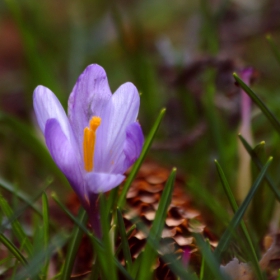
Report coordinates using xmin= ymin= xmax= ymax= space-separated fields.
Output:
xmin=120 ymin=161 xmax=217 ymax=279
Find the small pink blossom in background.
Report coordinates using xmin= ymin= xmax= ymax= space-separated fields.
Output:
xmin=237 ymin=67 xmax=254 ymax=202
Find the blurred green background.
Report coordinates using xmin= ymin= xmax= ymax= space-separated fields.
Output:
xmin=1 ymin=0 xmax=280 ymax=237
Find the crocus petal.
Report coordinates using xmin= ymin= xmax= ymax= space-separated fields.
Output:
xmin=113 ymin=122 xmax=144 ymax=174
xmin=85 ymin=172 xmax=125 ymax=193
xmin=94 ymin=82 xmax=140 ymax=172
xmin=123 ymin=122 xmax=144 ymax=167
xmin=33 ymin=86 xmax=71 ymax=140
xmin=68 ymin=64 xmax=112 ymax=151
xmin=45 ymin=118 xmax=84 ymax=200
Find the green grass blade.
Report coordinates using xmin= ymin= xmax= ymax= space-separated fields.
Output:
xmin=117 ymin=108 xmax=166 ymax=208
xmin=61 ymin=208 xmax=88 ymax=280
xmin=42 ymin=193 xmax=49 ymax=249
xmin=200 ymin=252 xmax=205 ymax=280
xmin=106 ymin=187 xmax=119 ymax=216
xmin=150 ymin=168 xmax=176 ymax=237
xmin=42 ymin=193 xmax=50 ymax=279
xmin=137 ymin=168 xmax=176 ymax=280
xmin=0 ymin=256 xmax=13 ymax=266
xmin=51 ymin=193 xmax=90 ymax=235
xmin=202 ymin=69 xmax=225 ymax=164
xmin=215 ymin=158 xmax=245 ymax=210
xmin=0 ymin=257 xmax=17 ymax=277
xmin=0 ymin=194 xmax=33 ymax=257
xmin=0 ymin=182 xmax=51 ymax=233
xmin=115 ymin=224 xmax=136 ymax=257
xmin=89 ymin=260 xmax=100 ymax=280
xmin=215 ymin=156 xmax=273 ymax=259
xmin=160 ymin=250 xmax=197 ymax=280
xmin=130 ymin=252 xmax=142 ymax=278
xmin=161 ymin=256 xmax=196 ymax=280
xmin=195 ymin=234 xmax=228 ymax=280
xmin=15 ymin=233 xmax=68 ymax=280
xmin=253 ymin=141 xmax=266 ymax=156
xmin=187 ymin=176 xmax=230 ymax=225
xmin=114 ymin=259 xmax=134 ymax=280
xmin=89 ymin=239 xmax=108 ymax=280
xmin=117 ymin=208 xmax=132 ymax=272
xmin=215 ymin=160 xmax=263 ymax=280
xmin=99 ymin=194 xmax=117 ymax=280
xmin=233 ymin=73 xmax=280 ymax=135
xmin=266 ymin=35 xmax=280 ymax=67
xmin=90 ymin=222 xmax=134 ymax=280
xmin=32 ymin=223 xmax=44 ymax=263
xmin=0 ymin=233 xmax=28 ymax=266
xmin=250 ymin=141 xmax=272 ymax=241
xmin=0 ymin=177 xmax=42 ymax=216
xmin=238 ymin=134 xmax=280 ymax=201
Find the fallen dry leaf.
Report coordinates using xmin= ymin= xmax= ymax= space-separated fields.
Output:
xmin=220 ymin=258 xmax=253 ymax=280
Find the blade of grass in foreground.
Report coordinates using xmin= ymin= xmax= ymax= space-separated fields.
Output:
xmin=117 ymin=108 xmax=166 ymax=208
xmin=61 ymin=208 xmax=88 ymax=280
xmin=0 ymin=194 xmax=33 ymax=257
xmin=233 ymin=73 xmax=280 ymax=135
xmin=250 ymin=141 xmax=273 ymax=241
xmin=137 ymin=168 xmax=176 ymax=280
xmin=0 ymin=177 xmax=44 ymax=217
xmin=106 ymin=187 xmax=119 ymax=217
xmin=51 ymin=193 xmax=90 ymax=235
xmin=194 ymin=234 xmax=228 ymax=280
xmin=215 ymin=156 xmax=273 ymax=259
xmin=187 ymin=176 xmax=230 ymax=225
xmin=91 ymin=214 xmax=134 ymax=280
xmin=199 ymin=251 xmax=205 ymax=280
xmin=215 ymin=160 xmax=263 ymax=280
xmin=117 ymin=209 xmax=133 ymax=272
xmin=239 ymin=134 xmax=280 ymax=201
xmin=99 ymin=194 xmax=117 ymax=280
xmin=266 ymin=35 xmax=280 ymax=67
xmin=0 ymin=182 xmax=51 ymax=233
xmin=115 ymin=224 xmax=136 ymax=257
xmin=0 ymin=233 xmax=28 ymax=266
xmin=42 ymin=193 xmax=50 ymax=279
xmin=15 ymin=233 xmax=68 ymax=280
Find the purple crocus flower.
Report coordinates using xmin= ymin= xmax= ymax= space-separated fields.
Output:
xmin=33 ymin=64 xmax=144 ymax=235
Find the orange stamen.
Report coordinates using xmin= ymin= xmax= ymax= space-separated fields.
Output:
xmin=83 ymin=116 xmax=101 ymax=172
